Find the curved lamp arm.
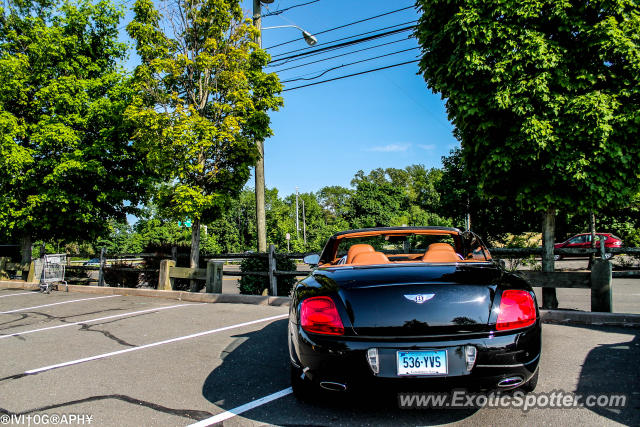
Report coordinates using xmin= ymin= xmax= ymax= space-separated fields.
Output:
xmin=262 ymin=24 xmax=318 ymax=46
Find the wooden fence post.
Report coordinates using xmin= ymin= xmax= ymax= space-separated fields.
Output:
xmin=591 ymin=259 xmax=612 ymax=312
xmin=268 ymin=244 xmax=277 ymax=296
xmin=0 ymin=257 xmax=8 ymax=280
xmin=98 ymin=247 xmax=105 ymax=287
xmin=205 ymin=260 xmax=223 ymax=293
xmin=26 ymin=261 xmax=35 ymax=283
xmin=158 ymin=260 xmax=176 ymax=291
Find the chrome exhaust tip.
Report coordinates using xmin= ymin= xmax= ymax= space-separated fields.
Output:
xmin=319 ymin=381 xmax=347 ymax=392
xmin=497 ymin=376 xmax=524 ymax=388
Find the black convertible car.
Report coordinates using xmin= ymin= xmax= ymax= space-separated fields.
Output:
xmin=288 ymin=227 xmax=541 ymax=398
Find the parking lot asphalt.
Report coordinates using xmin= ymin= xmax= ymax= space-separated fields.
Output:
xmin=0 ymin=288 xmax=638 ymax=427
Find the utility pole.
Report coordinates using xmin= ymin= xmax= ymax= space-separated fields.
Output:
xmin=302 ymin=199 xmax=307 ymax=245
xmin=465 ymin=193 xmax=471 ymax=231
xmin=295 ymin=186 xmax=300 ymax=239
xmin=253 ymin=0 xmax=267 ymax=253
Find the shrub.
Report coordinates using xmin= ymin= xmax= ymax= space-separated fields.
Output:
xmin=238 ymin=255 xmax=297 ymax=296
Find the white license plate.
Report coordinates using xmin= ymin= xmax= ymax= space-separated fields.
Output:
xmin=397 ymin=350 xmax=447 ymax=376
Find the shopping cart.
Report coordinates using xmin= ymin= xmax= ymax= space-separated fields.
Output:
xmin=39 ymin=253 xmax=68 ymax=293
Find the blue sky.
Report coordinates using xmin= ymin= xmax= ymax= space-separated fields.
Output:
xmin=120 ymin=0 xmax=459 ymax=196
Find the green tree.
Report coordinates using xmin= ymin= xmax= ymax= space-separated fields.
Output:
xmin=438 ymin=148 xmax=538 ymax=242
xmin=349 ymin=167 xmax=450 ymax=228
xmin=416 ymin=0 xmax=640 ymax=307
xmin=346 ymin=181 xmax=407 ymax=229
xmin=126 ymin=0 xmax=282 ymax=278
xmin=317 ymin=186 xmax=353 ymax=220
xmin=0 ymin=0 xmax=151 ymax=263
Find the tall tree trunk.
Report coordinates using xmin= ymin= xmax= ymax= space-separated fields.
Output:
xmin=20 ymin=235 xmax=32 ymax=265
xmin=189 ymin=218 xmax=201 ymax=292
xmin=588 ymin=212 xmax=596 ymax=269
xmin=541 ymin=208 xmax=558 ymax=309
xmin=20 ymin=235 xmax=32 ymax=281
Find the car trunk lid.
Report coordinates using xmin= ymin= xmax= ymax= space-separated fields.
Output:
xmin=330 ymin=265 xmax=498 ymax=336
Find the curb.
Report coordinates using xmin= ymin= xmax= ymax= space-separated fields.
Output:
xmin=0 ymin=281 xmax=290 ymax=307
xmin=539 ymin=310 xmax=640 ymax=327
xmin=2 ymin=281 xmax=639 ymax=326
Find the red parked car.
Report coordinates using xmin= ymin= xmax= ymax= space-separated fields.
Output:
xmin=554 ymin=233 xmax=623 ymax=260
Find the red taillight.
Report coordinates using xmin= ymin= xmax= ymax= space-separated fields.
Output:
xmin=496 ymin=290 xmax=536 ymax=331
xmin=300 ymin=296 xmax=344 ymax=335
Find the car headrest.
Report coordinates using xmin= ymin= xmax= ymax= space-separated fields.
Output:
xmin=422 ymin=243 xmax=460 ymax=263
xmin=351 ymin=251 xmax=389 ymax=265
xmin=346 ymin=244 xmax=375 ymax=264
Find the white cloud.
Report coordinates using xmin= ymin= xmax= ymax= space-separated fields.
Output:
xmin=418 ymin=144 xmax=436 ymax=150
xmin=367 ymin=144 xmax=411 ymax=152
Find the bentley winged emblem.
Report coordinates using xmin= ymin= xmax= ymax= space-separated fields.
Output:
xmin=404 ymin=294 xmax=435 ymax=304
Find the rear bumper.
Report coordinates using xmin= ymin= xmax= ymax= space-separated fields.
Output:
xmin=289 ymin=320 xmax=541 ymax=391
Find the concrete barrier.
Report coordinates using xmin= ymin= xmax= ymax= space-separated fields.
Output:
xmin=0 ymin=281 xmax=287 ymax=306
xmin=539 ymin=310 xmax=640 ymax=327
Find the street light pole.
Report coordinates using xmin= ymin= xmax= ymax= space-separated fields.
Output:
xmin=295 ymin=186 xmax=300 ymax=239
xmin=253 ymin=0 xmax=267 ymax=253
xmin=252 ymin=0 xmax=316 ymax=253
xmin=302 ymin=199 xmax=307 ymax=245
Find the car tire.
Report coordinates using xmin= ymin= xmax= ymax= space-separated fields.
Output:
xmin=519 ymin=369 xmax=539 ymax=393
xmin=553 ymin=254 xmax=561 ymax=261
xmin=602 ymin=253 xmax=613 ymax=260
xmin=290 ymin=363 xmax=317 ymax=401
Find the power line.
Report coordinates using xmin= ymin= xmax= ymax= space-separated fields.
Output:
xmin=272 ymin=37 xmax=412 ymax=73
xmin=269 ymin=25 xmax=415 ymax=65
xmin=264 ymin=5 xmax=415 ymax=50
xmin=269 ymin=19 xmax=416 ymax=60
xmin=261 ymin=0 xmax=321 ymax=18
xmin=380 ymin=73 xmax=452 ymax=131
xmin=282 ymin=59 xmax=419 ymax=92
xmin=280 ymin=47 xmax=419 ymax=83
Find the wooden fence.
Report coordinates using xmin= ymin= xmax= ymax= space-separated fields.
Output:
xmin=158 ymin=244 xmax=311 ymax=295
xmin=2 ymin=244 xmax=639 ymax=312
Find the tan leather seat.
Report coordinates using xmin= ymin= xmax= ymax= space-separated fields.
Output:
xmin=351 ymin=251 xmax=389 ymax=265
xmin=346 ymin=244 xmax=375 ymax=264
xmin=422 ymin=243 xmax=460 ymax=263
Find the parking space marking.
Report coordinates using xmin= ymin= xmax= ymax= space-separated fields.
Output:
xmin=0 ymin=295 xmax=118 ymax=314
xmin=0 ymin=292 xmax=38 ymax=299
xmin=0 ymin=303 xmax=197 ymax=340
xmin=188 ymin=387 xmax=293 ymax=427
xmin=23 ymin=313 xmax=288 ymax=375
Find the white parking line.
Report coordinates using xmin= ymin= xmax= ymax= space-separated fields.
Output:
xmin=0 ymin=303 xmax=197 ymax=340
xmin=0 ymin=295 xmax=118 ymax=314
xmin=0 ymin=292 xmax=37 ymax=299
xmin=188 ymin=387 xmax=293 ymax=427
xmin=23 ymin=313 xmax=288 ymax=375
